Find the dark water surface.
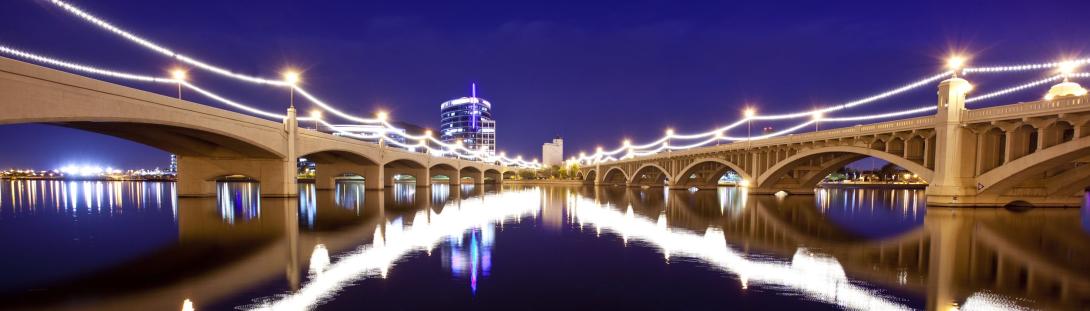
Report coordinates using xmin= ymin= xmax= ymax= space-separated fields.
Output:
xmin=1 ymin=179 xmax=1088 ymax=310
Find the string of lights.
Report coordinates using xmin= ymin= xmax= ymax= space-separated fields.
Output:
xmin=46 ymin=0 xmax=540 ymax=166
xmin=0 ymin=45 xmax=174 ymax=83
xmin=27 ymin=0 xmax=1090 ymax=167
xmin=963 ymin=58 xmax=1090 ymax=74
xmin=577 ymin=72 xmax=1088 ymax=165
xmin=0 ymin=43 xmax=539 ymax=167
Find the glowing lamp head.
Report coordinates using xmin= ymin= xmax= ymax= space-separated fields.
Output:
xmin=171 ymin=69 xmax=187 ymax=81
xmin=743 ymin=107 xmax=756 ymax=118
xmin=665 ymin=128 xmax=674 ymax=136
xmin=424 ymin=129 xmax=432 ymax=137
xmin=946 ymin=55 xmax=967 ymax=71
xmin=622 ymin=139 xmax=631 ymax=146
xmin=283 ymin=70 xmax=301 ymax=85
xmin=309 ymin=110 xmax=322 ymax=119
xmin=1060 ymin=61 xmax=1079 ymax=76
xmin=579 ymin=152 xmax=586 ymax=158
xmin=500 ymin=151 xmax=506 ymax=156
xmin=596 ymin=146 xmax=604 ymax=153
xmin=813 ymin=111 xmax=824 ymax=121
xmin=455 ymin=139 xmax=463 ymax=146
xmin=516 ymin=155 xmax=522 ymax=160
xmin=376 ymin=111 xmax=388 ymax=121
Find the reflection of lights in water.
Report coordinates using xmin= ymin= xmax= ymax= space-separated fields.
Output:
xmin=960 ymin=291 xmax=1033 ymax=311
xmin=717 ymin=187 xmax=747 ymax=216
xmin=182 ymin=299 xmax=195 ymax=311
xmin=310 ymin=244 xmax=331 ymax=276
xmin=568 ymin=195 xmax=912 ymax=311
xmin=299 ymin=184 xmax=317 ymax=228
xmin=392 ymin=183 xmax=416 ymax=205
xmin=0 ymin=180 xmax=175 ymax=217
xmin=218 ymin=182 xmax=260 ymax=224
xmin=443 ymin=224 xmax=494 ymax=294
xmin=335 ymin=182 xmax=365 ymax=213
xmin=431 ymin=184 xmax=450 ymax=206
xmin=242 ymin=189 xmax=540 ymax=310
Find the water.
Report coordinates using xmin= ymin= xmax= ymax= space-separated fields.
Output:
xmin=1 ymin=180 xmax=1088 ymax=310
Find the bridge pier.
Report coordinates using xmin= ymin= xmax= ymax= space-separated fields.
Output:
xmin=176 ymin=155 xmax=297 ymax=197
xmin=927 ymin=77 xmax=981 ymax=206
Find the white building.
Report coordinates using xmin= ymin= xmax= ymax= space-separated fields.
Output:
xmin=542 ymin=136 xmax=564 ymax=167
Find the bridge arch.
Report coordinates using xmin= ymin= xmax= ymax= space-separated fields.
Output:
xmin=629 ymin=163 xmax=672 ymax=187
xmin=976 ymin=137 xmax=1090 ymax=200
xmin=674 ymin=158 xmax=753 ymax=189
xmin=601 ymin=167 xmax=629 ymax=186
xmin=484 ymin=168 xmax=502 ymax=184
xmin=429 ymin=163 xmax=459 ymax=183
xmin=301 ymin=149 xmax=382 ymax=190
xmin=583 ymin=169 xmax=597 ymax=184
xmin=756 ymin=145 xmax=934 ymax=194
xmin=459 ymin=166 xmax=483 ymax=184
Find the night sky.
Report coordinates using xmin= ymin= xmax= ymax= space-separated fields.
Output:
xmin=1 ymin=0 xmax=1088 ymax=170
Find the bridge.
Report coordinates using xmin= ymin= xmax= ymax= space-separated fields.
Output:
xmin=0 ymin=56 xmax=514 ymax=198
xmin=579 ymin=76 xmax=1090 ymax=207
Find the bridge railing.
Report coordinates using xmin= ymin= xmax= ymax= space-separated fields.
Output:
xmin=964 ymin=96 xmax=1089 ymax=123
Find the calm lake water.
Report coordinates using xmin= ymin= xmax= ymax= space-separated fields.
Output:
xmin=1 ymin=179 xmax=1088 ymax=310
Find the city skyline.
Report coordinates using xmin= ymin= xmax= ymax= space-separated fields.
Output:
xmin=0 ymin=1 xmax=1088 ymax=169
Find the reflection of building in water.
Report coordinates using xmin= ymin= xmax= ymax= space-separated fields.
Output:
xmin=217 ymin=182 xmax=260 ymax=224
xmin=541 ymin=186 xmax=567 ymax=230
xmin=442 ymin=224 xmax=494 ymax=293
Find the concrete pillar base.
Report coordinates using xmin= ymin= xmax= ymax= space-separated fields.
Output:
xmin=177 ymin=155 xmax=296 ymax=198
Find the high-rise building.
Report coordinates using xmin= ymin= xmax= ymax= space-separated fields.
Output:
xmin=169 ymin=154 xmax=177 ymax=173
xmin=440 ymin=84 xmax=496 ymax=155
xmin=542 ymin=136 xmax=563 ymax=166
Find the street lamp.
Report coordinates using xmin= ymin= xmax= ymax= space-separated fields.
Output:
xmin=813 ymin=111 xmax=823 ymax=132
xmin=171 ymin=68 xmax=186 ymax=99
xmin=310 ymin=110 xmax=322 ymax=130
xmin=665 ymin=128 xmax=674 ymax=152
xmin=283 ymin=70 xmax=301 ymax=108
xmin=744 ymin=107 xmax=756 ymax=148
xmin=1060 ymin=60 xmax=1079 ymax=82
xmin=946 ymin=55 xmax=967 ymax=78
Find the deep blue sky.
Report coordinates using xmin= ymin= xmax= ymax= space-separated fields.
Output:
xmin=1 ymin=0 xmax=1088 ymax=169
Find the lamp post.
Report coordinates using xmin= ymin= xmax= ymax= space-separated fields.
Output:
xmin=665 ymin=128 xmax=674 ymax=153
xmin=283 ymin=70 xmax=300 ymax=109
xmin=424 ymin=130 xmax=432 ymax=154
xmin=813 ymin=111 xmax=823 ymax=132
xmin=171 ymin=69 xmax=186 ymax=99
xmin=744 ymin=107 xmax=756 ymax=149
xmin=376 ymin=111 xmax=389 ymax=147
xmin=310 ymin=110 xmax=322 ymax=130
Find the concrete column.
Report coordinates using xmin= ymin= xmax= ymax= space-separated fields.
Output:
xmin=922 ymin=136 xmax=933 ymax=168
xmin=927 ymin=77 xmax=978 ymax=206
xmin=476 ymin=171 xmax=485 ymax=184
xmin=1036 ymin=127 xmax=1048 ymax=151
xmin=364 ymin=165 xmax=384 ymax=190
xmin=282 ymin=107 xmax=299 ymax=197
xmin=416 ymin=167 xmax=431 ymax=187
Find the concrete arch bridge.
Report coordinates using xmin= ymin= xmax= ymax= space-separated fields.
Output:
xmin=580 ymin=77 xmax=1090 ymax=207
xmin=0 ymin=57 xmax=512 ymax=197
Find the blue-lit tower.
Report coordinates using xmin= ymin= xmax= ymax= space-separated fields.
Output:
xmin=440 ymin=83 xmax=496 ymax=155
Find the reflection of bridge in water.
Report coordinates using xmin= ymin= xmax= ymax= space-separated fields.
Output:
xmin=0 ymin=181 xmax=508 ymax=311
xmin=4 ymin=183 xmax=1089 ymax=310
xmin=582 ymin=186 xmax=1090 ymax=310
